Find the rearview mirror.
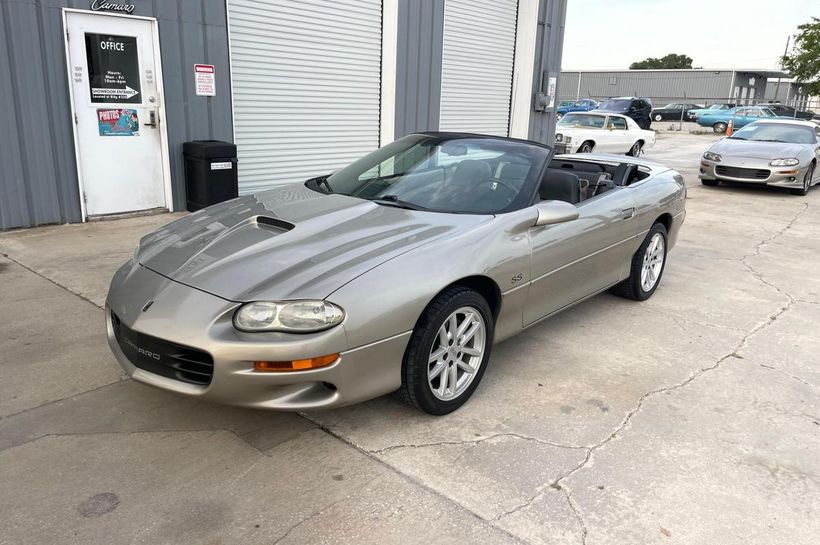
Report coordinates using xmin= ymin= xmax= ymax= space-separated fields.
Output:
xmin=534 ymin=200 xmax=579 ymax=227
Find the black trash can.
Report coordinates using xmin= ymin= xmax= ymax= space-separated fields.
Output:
xmin=183 ymin=140 xmax=238 ymax=211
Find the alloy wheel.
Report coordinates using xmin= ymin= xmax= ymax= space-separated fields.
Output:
xmin=427 ymin=306 xmax=486 ymax=401
xmin=641 ymin=233 xmax=665 ymax=292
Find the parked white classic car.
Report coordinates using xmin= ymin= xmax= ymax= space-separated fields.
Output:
xmin=554 ymin=112 xmax=656 ymax=156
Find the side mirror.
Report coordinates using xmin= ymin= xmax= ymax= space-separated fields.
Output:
xmin=534 ymin=200 xmax=579 ymax=227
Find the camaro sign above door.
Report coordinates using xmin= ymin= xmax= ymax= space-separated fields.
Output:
xmin=84 ymin=33 xmax=141 ymax=103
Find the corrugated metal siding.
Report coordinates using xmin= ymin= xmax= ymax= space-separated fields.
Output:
xmin=558 ymin=69 xmax=747 ymax=105
xmin=439 ymin=0 xmax=518 ymax=136
xmin=394 ymin=0 xmax=444 ymax=139
xmin=528 ymin=0 xmax=567 ymax=144
xmin=228 ymin=0 xmax=382 ymax=193
xmin=0 ymin=0 xmax=232 ymax=230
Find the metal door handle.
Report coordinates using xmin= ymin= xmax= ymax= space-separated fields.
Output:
xmin=144 ymin=110 xmax=158 ymax=127
xmin=621 ymin=207 xmax=635 ymax=220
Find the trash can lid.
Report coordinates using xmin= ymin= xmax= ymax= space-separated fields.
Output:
xmin=183 ymin=140 xmax=237 ymax=159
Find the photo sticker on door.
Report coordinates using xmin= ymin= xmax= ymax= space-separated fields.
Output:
xmin=97 ymin=108 xmax=139 ymax=136
xmin=85 ymin=33 xmax=141 ymax=103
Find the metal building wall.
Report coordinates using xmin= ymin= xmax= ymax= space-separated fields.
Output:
xmin=558 ymin=70 xmax=735 ymax=105
xmin=528 ymin=0 xmax=567 ymax=144
xmin=394 ymin=0 xmax=444 ymax=139
xmin=0 ymin=0 xmax=232 ymax=230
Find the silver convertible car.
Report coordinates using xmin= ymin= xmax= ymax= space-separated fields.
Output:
xmin=700 ymin=119 xmax=820 ymax=195
xmin=106 ymin=133 xmax=686 ymax=415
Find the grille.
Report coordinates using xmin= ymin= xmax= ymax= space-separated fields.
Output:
xmin=111 ymin=313 xmax=214 ymax=386
xmin=715 ymin=165 xmax=770 ymax=180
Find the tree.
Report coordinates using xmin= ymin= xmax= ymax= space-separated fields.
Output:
xmin=630 ymin=54 xmax=693 ymax=70
xmin=782 ymin=17 xmax=820 ymax=96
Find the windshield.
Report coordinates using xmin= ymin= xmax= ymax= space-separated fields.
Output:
xmin=557 ymin=113 xmax=606 ymax=128
xmin=598 ymin=99 xmax=631 ymax=111
xmin=730 ymin=123 xmax=816 ymax=144
xmin=318 ymin=135 xmax=550 ymax=214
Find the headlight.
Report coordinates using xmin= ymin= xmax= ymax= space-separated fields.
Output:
xmin=555 ymin=133 xmax=563 ymax=142
xmin=703 ymin=151 xmax=722 ymax=162
xmin=233 ymin=301 xmax=345 ymax=332
xmin=769 ymin=158 xmax=799 ymax=167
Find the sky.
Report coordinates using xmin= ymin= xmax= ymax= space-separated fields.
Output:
xmin=561 ymin=0 xmax=820 ymax=70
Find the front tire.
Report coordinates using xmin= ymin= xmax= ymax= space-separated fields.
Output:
xmin=611 ymin=223 xmax=668 ymax=301
xmin=791 ymin=163 xmax=814 ymax=196
xmin=395 ymin=287 xmax=494 ymax=415
xmin=653 ymin=113 xmax=663 ymax=122
xmin=578 ymin=141 xmax=594 ymax=153
xmin=713 ymin=122 xmax=728 ymax=133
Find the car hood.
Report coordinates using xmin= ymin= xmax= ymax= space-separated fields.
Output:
xmin=137 ymin=184 xmax=489 ymax=302
xmin=710 ymin=139 xmax=809 ymax=159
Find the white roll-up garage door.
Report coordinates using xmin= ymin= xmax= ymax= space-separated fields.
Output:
xmin=228 ymin=0 xmax=382 ymax=193
xmin=439 ymin=0 xmax=518 ymax=136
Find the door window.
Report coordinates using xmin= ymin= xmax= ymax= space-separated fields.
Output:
xmin=608 ymin=117 xmax=627 ymax=130
xmin=84 ymin=33 xmax=142 ymax=104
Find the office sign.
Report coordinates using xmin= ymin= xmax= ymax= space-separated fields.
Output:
xmin=85 ymin=33 xmax=141 ymax=103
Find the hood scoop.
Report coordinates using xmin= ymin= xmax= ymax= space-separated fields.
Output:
xmin=255 ymin=216 xmax=294 ymax=232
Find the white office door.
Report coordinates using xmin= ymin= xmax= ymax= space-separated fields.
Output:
xmin=65 ymin=11 xmax=168 ymax=217
xmin=439 ymin=0 xmax=518 ymax=136
xmin=228 ymin=0 xmax=382 ymax=193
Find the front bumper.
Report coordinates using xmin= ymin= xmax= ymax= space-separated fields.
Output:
xmin=106 ymin=262 xmax=409 ymax=410
xmin=699 ymin=159 xmax=808 ymax=188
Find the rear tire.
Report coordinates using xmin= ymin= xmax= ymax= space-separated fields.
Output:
xmin=611 ymin=223 xmax=668 ymax=301
xmin=653 ymin=113 xmax=663 ymax=122
xmin=578 ymin=141 xmax=594 ymax=153
xmin=701 ymin=179 xmax=719 ymax=186
xmin=394 ymin=287 xmax=494 ymax=415
xmin=713 ymin=122 xmax=728 ymax=133
xmin=627 ymin=141 xmax=643 ymax=157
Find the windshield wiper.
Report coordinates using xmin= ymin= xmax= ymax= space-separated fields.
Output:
xmin=371 ymin=194 xmax=429 ymax=211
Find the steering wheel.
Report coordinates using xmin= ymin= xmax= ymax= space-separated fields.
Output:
xmin=480 ymin=177 xmax=518 ymax=197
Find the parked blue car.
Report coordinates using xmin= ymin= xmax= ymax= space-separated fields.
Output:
xmin=696 ymin=106 xmax=776 ymax=133
xmin=557 ymin=98 xmax=599 ymax=118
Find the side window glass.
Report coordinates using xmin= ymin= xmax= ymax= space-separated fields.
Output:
xmin=609 ymin=117 xmax=627 ymax=130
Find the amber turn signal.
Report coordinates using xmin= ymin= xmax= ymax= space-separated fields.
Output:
xmin=254 ymin=353 xmax=339 ymax=372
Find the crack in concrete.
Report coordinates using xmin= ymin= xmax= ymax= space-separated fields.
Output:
xmin=369 ymin=432 xmax=588 ymax=455
xmin=493 ymin=203 xmax=812 ymax=544
xmin=0 ymin=251 xmax=104 ymax=310
xmin=758 ymin=364 xmax=817 ymax=389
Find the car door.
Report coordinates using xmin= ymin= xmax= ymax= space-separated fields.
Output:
xmin=606 ymin=116 xmax=631 ymax=152
xmin=525 ymin=184 xmax=640 ymax=325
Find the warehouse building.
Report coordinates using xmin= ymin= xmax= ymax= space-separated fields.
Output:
xmin=0 ymin=0 xmax=567 ymax=230
xmin=558 ymin=68 xmax=802 ymax=108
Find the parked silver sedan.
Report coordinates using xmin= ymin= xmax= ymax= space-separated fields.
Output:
xmin=699 ymin=119 xmax=820 ymax=195
xmin=106 ymin=133 xmax=686 ymax=415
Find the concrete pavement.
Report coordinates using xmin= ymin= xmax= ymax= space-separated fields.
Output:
xmin=1 ymin=133 xmax=818 ymax=544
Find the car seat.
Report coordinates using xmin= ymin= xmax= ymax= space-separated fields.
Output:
xmin=538 ymin=171 xmax=581 ymax=204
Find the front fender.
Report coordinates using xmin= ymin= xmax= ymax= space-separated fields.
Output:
xmin=327 ymin=209 xmax=537 ymax=350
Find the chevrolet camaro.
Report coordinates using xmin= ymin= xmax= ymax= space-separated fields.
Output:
xmin=106 ymin=133 xmax=686 ymax=415
xmin=700 ymin=119 xmax=820 ymax=195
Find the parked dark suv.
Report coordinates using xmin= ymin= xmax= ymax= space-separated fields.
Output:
xmin=596 ymin=97 xmax=653 ymax=129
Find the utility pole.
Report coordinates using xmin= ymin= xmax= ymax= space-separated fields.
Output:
xmin=774 ymin=36 xmax=790 ymax=101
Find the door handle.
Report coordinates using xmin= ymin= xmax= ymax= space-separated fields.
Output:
xmin=144 ymin=110 xmax=159 ymax=127
xmin=621 ymin=207 xmax=635 ymax=220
